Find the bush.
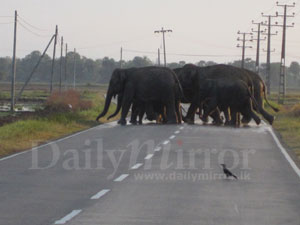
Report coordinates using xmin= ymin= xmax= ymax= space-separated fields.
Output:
xmin=45 ymin=90 xmax=93 ymax=112
xmin=290 ymin=104 xmax=300 ymax=117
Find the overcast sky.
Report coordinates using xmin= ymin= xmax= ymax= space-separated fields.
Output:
xmin=1 ymin=0 xmax=300 ymax=64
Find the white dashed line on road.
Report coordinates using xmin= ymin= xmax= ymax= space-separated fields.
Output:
xmin=114 ymin=174 xmax=129 ymax=182
xmin=174 ymin=130 xmax=180 ymax=134
xmin=145 ymin=154 xmax=154 ymax=160
xmin=154 ymin=147 xmax=162 ymax=152
xmin=180 ymin=126 xmax=184 ymax=130
xmin=131 ymin=163 xmax=143 ymax=170
xmin=163 ymin=140 xmax=170 ymax=145
xmin=169 ymin=135 xmax=175 ymax=139
xmin=90 ymin=189 xmax=110 ymax=200
xmin=54 ymin=210 xmax=82 ymax=224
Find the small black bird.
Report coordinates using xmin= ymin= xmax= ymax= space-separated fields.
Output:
xmin=220 ymin=164 xmax=238 ymax=179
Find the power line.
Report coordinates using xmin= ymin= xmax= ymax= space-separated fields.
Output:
xmin=0 ymin=22 xmax=13 ymax=25
xmin=123 ymin=49 xmax=255 ymax=57
xmin=17 ymin=14 xmax=51 ymax=31
xmin=18 ymin=20 xmax=52 ymax=38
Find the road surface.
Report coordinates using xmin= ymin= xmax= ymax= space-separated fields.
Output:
xmin=0 ymin=119 xmax=299 ymax=225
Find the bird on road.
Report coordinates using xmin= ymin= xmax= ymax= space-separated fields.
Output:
xmin=220 ymin=164 xmax=238 ymax=179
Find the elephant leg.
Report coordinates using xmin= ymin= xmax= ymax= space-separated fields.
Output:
xmin=119 ymin=88 xmax=134 ymax=125
xmin=251 ymin=111 xmax=261 ymax=125
xmin=242 ymin=109 xmax=261 ymax=125
xmin=223 ymin=108 xmax=231 ymax=126
xmin=130 ymin=102 xmax=139 ymax=125
xmin=241 ymin=100 xmax=261 ymax=125
xmin=237 ymin=112 xmax=241 ymax=127
xmin=165 ymin=96 xmax=177 ymax=124
xmin=202 ymin=99 xmax=218 ymax=123
xmin=241 ymin=115 xmax=251 ymax=124
xmin=257 ymin=108 xmax=274 ymax=125
xmin=253 ymin=96 xmax=274 ymax=124
xmin=175 ymin=102 xmax=182 ymax=124
xmin=145 ymin=103 xmax=157 ymax=121
xmin=185 ymin=100 xmax=198 ymax=124
xmin=229 ymin=108 xmax=238 ymax=127
xmin=210 ymin=108 xmax=223 ymax=125
xmin=138 ymin=109 xmax=144 ymax=124
xmin=200 ymin=103 xmax=209 ymax=123
xmin=162 ymin=107 xmax=167 ymax=123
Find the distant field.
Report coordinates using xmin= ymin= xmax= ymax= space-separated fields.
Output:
xmin=0 ymin=88 xmax=118 ymax=158
xmin=0 ymin=82 xmax=108 ymax=101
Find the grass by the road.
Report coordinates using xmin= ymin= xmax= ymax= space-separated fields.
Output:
xmin=267 ymin=93 xmax=300 ymax=160
xmin=0 ymin=89 xmax=118 ymax=158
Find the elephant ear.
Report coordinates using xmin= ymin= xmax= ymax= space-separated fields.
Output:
xmin=119 ymin=69 xmax=127 ymax=83
xmin=190 ymin=68 xmax=199 ymax=86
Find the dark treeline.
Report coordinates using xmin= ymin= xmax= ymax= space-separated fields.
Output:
xmin=0 ymin=51 xmax=300 ymax=89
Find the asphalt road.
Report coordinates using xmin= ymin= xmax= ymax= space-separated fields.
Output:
xmin=0 ymin=119 xmax=299 ymax=225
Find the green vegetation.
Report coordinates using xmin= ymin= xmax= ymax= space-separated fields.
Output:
xmin=1 ymin=50 xmax=300 ymax=89
xmin=0 ymin=89 xmax=118 ymax=158
xmin=266 ymin=93 xmax=300 ymax=160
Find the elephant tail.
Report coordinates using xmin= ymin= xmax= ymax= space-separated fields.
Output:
xmin=96 ymin=89 xmax=113 ymax=121
xmin=107 ymin=94 xmax=122 ymax=120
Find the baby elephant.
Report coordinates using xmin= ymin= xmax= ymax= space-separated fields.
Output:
xmin=198 ymin=78 xmax=261 ymax=126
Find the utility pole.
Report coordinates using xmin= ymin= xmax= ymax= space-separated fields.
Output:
xmin=120 ymin=47 xmax=123 ymax=68
xmin=251 ymin=21 xmax=266 ymax=74
xmin=64 ymin=43 xmax=68 ymax=90
xmin=154 ymin=27 xmax=172 ymax=67
xmin=10 ymin=10 xmax=17 ymax=112
xmin=59 ymin=36 xmax=63 ymax=93
xmin=261 ymin=13 xmax=278 ymax=95
xmin=17 ymin=35 xmax=55 ymax=101
xmin=50 ymin=25 xmax=58 ymax=93
xmin=275 ymin=2 xmax=295 ymax=104
xmin=236 ymin=31 xmax=252 ymax=68
xmin=73 ymin=48 xmax=77 ymax=89
xmin=158 ymin=48 xmax=161 ymax=66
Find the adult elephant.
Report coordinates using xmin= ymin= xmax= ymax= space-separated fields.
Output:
xmin=198 ymin=78 xmax=261 ymax=126
xmin=242 ymin=68 xmax=279 ymax=124
xmin=96 ymin=66 xmax=181 ymax=125
xmin=175 ymin=64 xmax=253 ymax=124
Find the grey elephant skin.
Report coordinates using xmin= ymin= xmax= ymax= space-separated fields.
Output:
xmin=174 ymin=64 xmax=278 ymax=125
xmin=197 ymin=78 xmax=261 ymax=126
xmin=96 ymin=66 xmax=181 ymax=125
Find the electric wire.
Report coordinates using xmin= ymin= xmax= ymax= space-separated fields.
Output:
xmin=18 ymin=20 xmax=53 ymax=38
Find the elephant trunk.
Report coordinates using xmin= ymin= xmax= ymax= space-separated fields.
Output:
xmin=107 ymin=94 xmax=123 ymax=120
xmin=96 ymin=88 xmax=113 ymax=121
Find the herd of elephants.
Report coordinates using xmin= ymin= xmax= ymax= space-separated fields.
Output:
xmin=96 ymin=64 xmax=279 ymax=127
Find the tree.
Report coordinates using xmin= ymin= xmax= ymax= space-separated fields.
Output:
xmin=289 ymin=61 xmax=300 ymax=78
xmin=0 ymin=57 xmax=11 ymax=81
xmin=124 ymin=56 xmax=153 ymax=68
xmin=98 ymin=57 xmax=118 ymax=83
